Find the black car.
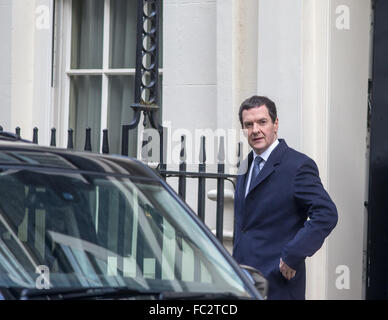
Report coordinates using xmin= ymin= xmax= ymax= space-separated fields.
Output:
xmin=0 ymin=133 xmax=267 ymax=300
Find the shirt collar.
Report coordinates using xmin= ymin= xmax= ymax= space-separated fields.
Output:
xmin=253 ymin=139 xmax=279 ymax=162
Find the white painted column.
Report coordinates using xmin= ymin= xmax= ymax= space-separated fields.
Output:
xmin=6 ymin=0 xmax=54 ymax=143
xmin=255 ymin=0 xmax=371 ymax=300
xmin=303 ymin=0 xmax=371 ymax=300
xmin=325 ymin=0 xmax=371 ymax=300
xmin=11 ymin=0 xmax=36 ymax=138
xmin=32 ymin=0 xmax=55 ymax=145
xmin=0 ymin=0 xmax=13 ymax=131
xmin=301 ymin=0 xmax=331 ymax=300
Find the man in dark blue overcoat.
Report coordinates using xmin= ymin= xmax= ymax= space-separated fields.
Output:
xmin=233 ymin=96 xmax=338 ymax=300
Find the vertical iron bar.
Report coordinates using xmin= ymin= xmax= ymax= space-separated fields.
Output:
xmin=84 ymin=128 xmax=92 ymax=151
xmin=67 ymin=129 xmax=74 ymax=149
xmin=102 ymin=129 xmax=109 ymax=154
xmin=50 ymin=128 xmax=56 ymax=147
xmin=197 ymin=136 xmax=206 ymax=222
xmin=158 ymin=126 xmax=166 ymax=180
xmin=33 ymin=127 xmax=39 ymax=144
xmin=178 ymin=135 xmax=187 ymax=200
xmin=216 ymin=137 xmax=225 ymax=243
xmin=194 ymin=135 xmax=206 ymax=282
xmin=233 ymin=141 xmax=243 ymax=245
xmin=121 ymin=125 xmax=129 ymax=156
xmin=237 ymin=141 xmax=243 ymax=170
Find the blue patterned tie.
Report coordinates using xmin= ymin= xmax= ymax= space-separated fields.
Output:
xmin=249 ymin=156 xmax=263 ymax=192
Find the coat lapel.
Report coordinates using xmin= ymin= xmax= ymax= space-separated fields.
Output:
xmin=236 ymin=151 xmax=253 ymax=201
xmin=245 ymin=139 xmax=288 ymax=197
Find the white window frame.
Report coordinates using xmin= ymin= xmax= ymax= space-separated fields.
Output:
xmin=53 ymin=0 xmax=163 ymax=151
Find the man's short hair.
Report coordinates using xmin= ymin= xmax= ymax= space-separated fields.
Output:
xmin=238 ymin=96 xmax=277 ymax=126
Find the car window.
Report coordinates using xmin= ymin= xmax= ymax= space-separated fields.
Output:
xmin=0 ymin=168 xmax=250 ymax=297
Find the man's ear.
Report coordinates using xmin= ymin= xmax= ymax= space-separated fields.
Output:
xmin=274 ymin=118 xmax=279 ymax=134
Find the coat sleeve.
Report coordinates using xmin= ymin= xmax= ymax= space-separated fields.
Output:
xmin=281 ymin=158 xmax=338 ymax=270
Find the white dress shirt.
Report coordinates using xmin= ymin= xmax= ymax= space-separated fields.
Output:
xmin=245 ymin=139 xmax=279 ymax=197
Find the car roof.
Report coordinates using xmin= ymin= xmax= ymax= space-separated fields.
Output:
xmin=0 ymin=139 xmax=159 ymax=180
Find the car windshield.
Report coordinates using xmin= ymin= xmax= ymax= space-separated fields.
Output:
xmin=0 ymin=167 xmax=250 ymax=298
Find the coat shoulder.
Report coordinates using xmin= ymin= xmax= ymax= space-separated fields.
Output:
xmin=282 ymin=145 xmax=313 ymax=167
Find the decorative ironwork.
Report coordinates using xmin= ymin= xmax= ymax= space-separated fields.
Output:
xmin=122 ymin=0 xmax=164 ymax=170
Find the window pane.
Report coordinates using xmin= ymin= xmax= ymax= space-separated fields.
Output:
xmin=109 ymin=0 xmax=138 ymax=69
xmin=71 ymin=0 xmax=104 ymax=69
xmin=109 ymin=0 xmax=163 ymax=68
xmin=107 ymin=76 xmax=137 ymax=156
xmin=69 ymin=76 xmax=102 ymax=152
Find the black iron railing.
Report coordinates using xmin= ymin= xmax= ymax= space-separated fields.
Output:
xmin=1 ymin=125 xmax=242 ymax=245
xmin=157 ymin=135 xmax=241 ymax=243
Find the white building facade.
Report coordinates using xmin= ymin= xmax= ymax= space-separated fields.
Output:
xmin=0 ymin=0 xmax=371 ymax=299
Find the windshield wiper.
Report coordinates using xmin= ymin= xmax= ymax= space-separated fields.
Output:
xmin=158 ymin=291 xmax=247 ymax=300
xmin=20 ymin=287 xmax=248 ymax=300
xmin=20 ymin=286 xmax=161 ymax=300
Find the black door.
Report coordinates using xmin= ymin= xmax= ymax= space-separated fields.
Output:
xmin=367 ymin=0 xmax=388 ymax=300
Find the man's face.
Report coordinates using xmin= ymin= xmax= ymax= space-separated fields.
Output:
xmin=242 ymin=105 xmax=279 ymax=155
